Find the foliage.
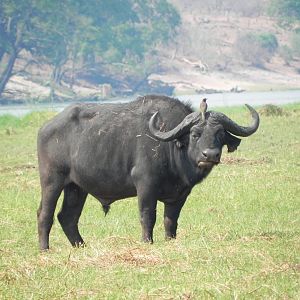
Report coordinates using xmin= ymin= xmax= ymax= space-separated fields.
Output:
xmin=256 ymin=33 xmax=278 ymax=54
xmin=269 ymin=0 xmax=300 ymax=26
xmin=235 ymin=32 xmax=278 ymax=68
xmin=291 ymin=31 xmax=300 ymax=57
xmin=279 ymin=45 xmax=294 ymax=65
xmin=0 ymin=104 xmax=299 ymax=298
xmin=0 ymin=0 xmax=180 ymax=97
xmin=258 ymin=104 xmax=286 ymax=116
xmin=269 ymin=1 xmax=300 ymax=62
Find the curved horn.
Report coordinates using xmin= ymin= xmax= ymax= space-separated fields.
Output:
xmin=149 ymin=111 xmax=201 ymax=141
xmin=213 ymin=104 xmax=259 ymax=137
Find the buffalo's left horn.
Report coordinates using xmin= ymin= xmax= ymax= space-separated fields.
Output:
xmin=149 ymin=111 xmax=200 ymax=141
xmin=214 ymin=104 xmax=259 ymax=137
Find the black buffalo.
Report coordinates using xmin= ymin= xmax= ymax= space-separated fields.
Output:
xmin=37 ymin=95 xmax=259 ymax=250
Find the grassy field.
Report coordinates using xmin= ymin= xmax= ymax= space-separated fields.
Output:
xmin=0 ymin=104 xmax=299 ymax=299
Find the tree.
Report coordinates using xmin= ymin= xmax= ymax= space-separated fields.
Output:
xmin=291 ymin=30 xmax=300 ymax=57
xmin=269 ymin=0 xmax=300 ymax=60
xmin=269 ymin=0 xmax=300 ymax=26
xmin=235 ymin=33 xmax=278 ymax=68
xmin=0 ymin=0 xmax=180 ymax=100
xmin=0 ymin=0 xmax=70 ymax=98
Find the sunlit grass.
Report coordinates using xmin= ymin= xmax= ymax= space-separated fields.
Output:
xmin=0 ymin=104 xmax=299 ymax=299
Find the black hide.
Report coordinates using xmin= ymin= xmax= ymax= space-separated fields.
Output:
xmin=37 ymin=95 xmax=259 ymax=249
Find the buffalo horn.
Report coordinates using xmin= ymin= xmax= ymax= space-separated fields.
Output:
xmin=149 ymin=111 xmax=201 ymax=141
xmin=213 ymin=104 xmax=259 ymax=137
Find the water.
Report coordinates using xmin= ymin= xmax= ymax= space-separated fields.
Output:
xmin=179 ymin=90 xmax=300 ymax=108
xmin=0 ymin=90 xmax=300 ymax=117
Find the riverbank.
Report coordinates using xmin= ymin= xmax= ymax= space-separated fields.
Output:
xmin=2 ymin=57 xmax=300 ymax=105
xmin=1 ymin=90 xmax=300 ymax=117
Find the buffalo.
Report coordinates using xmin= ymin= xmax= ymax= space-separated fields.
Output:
xmin=37 ymin=95 xmax=259 ymax=250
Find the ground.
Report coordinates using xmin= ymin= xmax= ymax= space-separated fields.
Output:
xmin=0 ymin=104 xmax=299 ymax=299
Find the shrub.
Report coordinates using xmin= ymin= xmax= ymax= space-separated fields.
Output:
xmin=235 ymin=32 xmax=278 ymax=68
xmin=291 ymin=31 xmax=300 ymax=57
xmin=279 ymin=45 xmax=293 ymax=65
xmin=257 ymin=33 xmax=278 ymax=54
xmin=259 ymin=104 xmax=287 ymax=116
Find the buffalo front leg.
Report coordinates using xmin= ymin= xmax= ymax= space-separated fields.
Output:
xmin=138 ymin=193 xmax=157 ymax=243
xmin=164 ymin=198 xmax=186 ymax=240
xmin=57 ymin=183 xmax=87 ymax=247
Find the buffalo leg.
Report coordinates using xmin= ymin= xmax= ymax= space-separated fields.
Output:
xmin=138 ymin=193 xmax=157 ymax=243
xmin=37 ymin=177 xmax=64 ymax=250
xmin=164 ymin=199 xmax=186 ymax=240
xmin=57 ymin=183 xmax=87 ymax=247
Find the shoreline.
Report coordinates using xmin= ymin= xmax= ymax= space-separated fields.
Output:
xmin=1 ymin=89 xmax=300 ymax=117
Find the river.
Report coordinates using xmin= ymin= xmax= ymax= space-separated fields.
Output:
xmin=0 ymin=90 xmax=300 ymax=117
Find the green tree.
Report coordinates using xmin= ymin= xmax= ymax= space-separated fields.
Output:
xmin=291 ymin=30 xmax=300 ymax=57
xmin=0 ymin=0 xmax=180 ymax=100
xmin=0 ymin=0 xmax=70 ymax=98
xmin=236 ymin=32 xmax=278 ymax=68
xmin=269 ymin=0 xmax=300 ymax=60
xmin=269 ymin=0 xmax=300 ymax=26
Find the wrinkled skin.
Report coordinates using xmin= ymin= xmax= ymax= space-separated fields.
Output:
xmin=37 ymin=95 xmax=259 ymax=250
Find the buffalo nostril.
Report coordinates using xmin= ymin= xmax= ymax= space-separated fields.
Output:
xmin=202 ymin=148 xmax=221 ymax=162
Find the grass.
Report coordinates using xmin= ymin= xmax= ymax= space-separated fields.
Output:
xmin=0 ymin=104 xmax=299 ymax=299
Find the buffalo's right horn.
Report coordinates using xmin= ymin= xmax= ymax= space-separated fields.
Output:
xmin=149 ymin=111 xmax=200 ymax=141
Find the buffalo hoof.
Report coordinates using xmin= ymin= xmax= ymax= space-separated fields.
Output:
xmin=72 ymin=241 xmax=86 ymax=248
xmin=142 ymin=237 xmax=153 ymax=244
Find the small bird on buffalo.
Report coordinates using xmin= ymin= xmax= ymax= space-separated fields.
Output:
xmin=200 ymin=98 xmax=207 ymax=120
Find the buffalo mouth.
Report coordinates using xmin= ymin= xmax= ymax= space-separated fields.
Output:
xmin=198 ymin=161 xmax=219 ymax=168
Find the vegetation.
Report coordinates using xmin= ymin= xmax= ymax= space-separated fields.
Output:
xmin=0 ymin=0 xmax=180 ymax=99
xmin=269 ymin=0 xmax=300 ymax=26
xmin=235 ymin=32 xmax=278 ymax=68
xmin=291 ymin=30 xmax=300 ymax=58
xmin=269 ymin=0 xmax=300 ymax=62
xmin=0 ymin=104 xmax=299 ymax=299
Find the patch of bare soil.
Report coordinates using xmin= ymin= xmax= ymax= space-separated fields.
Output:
xmin=0 ymin=164 xmax=36 ymax=173
xmin=64 ymin=246 xmax=166 ymax=269
xmin=221 ymin=157 xmax=272 ymax=165
xmin=150 ymin=55 xmax=300 ymax=94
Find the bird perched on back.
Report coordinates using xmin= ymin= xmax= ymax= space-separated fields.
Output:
xmin=200 ymin=98 xmax=207 ymax=121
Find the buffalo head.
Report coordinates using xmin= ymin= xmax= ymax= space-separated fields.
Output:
xmin=149 ymin=104 xmax=259 ymax=168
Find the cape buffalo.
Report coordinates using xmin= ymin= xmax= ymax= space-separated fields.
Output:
xmin=37 ymin=95 xmax=259 ymax=250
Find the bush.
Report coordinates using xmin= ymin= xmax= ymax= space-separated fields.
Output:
xmin=259 ymin=104 xmax=287 ymax=116
xmin=235 ymin=32 xmax=278 ymax=67
xmin=279 ymin=45 xmax=293 ymax=64
xmin=291 ymin=31 xmax=300 ymax=57
xmin=257 ymin=33 xmax=278 ymax=54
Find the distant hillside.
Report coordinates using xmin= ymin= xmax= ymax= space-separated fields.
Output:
xmin=2 ymin=0 xmax=300 ymax=103
xmin=152 ymin=0 xmax=300 ymax=93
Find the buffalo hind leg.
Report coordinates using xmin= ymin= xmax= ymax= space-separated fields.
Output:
xmin=57 ymin=183 xmax=87 ymax=247
xmin=164 ymin=198 xmax=186 ymax=240
xmin=37 ymin=177 xmax=64 ymax=250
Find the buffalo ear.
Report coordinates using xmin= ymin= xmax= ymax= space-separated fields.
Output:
xmin=225 ymin=131 xmax=241 ymax=153
xmin=174 ymin=135 xmax=189 ymax=148
xmin=174 ymin=139 xmax=184 ymax=148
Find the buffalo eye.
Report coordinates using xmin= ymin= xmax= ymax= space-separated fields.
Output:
xmin=191 ymin=133 xmax=200 ymax=140
xmin=216 ymin=130 xmax=225 ymax=144
xmin=190 ymin=125 xmax=202 ymax=141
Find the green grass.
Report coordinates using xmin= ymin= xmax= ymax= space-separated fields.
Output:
xmin=0 ymin=104 xmax=299 ymax=299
